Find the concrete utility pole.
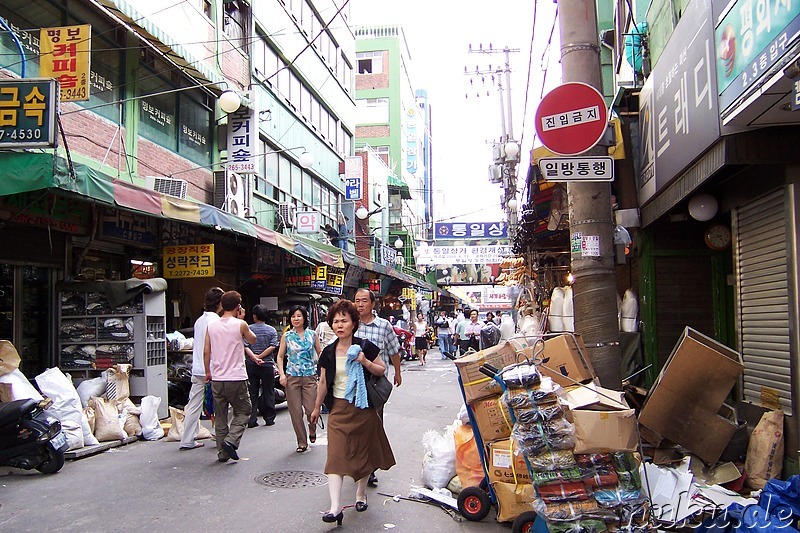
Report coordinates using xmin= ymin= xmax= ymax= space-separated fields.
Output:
xmin=558 ymin=0 xmax=622 ymax=388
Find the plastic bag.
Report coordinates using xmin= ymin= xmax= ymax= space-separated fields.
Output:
xmin=421 ymin=425 xmax=456 ymax=489
xmin=140 ymin=395 xmax=164 ymax=441
xmin=453 ymin=422 xmax=483 ymax=488
xmin=0 ymin=369 xmax=44 ymax=402
xmin=116 ymin=397 xmax=143 ymax=437
xmin=760 ymin=475 xmax=800 ymax=519
xmin=35 ymin=367 xmax=99 ymax=449
xmin=76 ymin=374 xmax=107 ymax=408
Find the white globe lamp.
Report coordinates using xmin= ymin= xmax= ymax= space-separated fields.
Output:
xmin=299 ymin=151 xmax=315 ymax=169
xmin=394 ymin=238 xmax=404 ymax=249
xmin=219 ymin=90 xmax=242 ymax=114
xmin=508 ymin=198 xmax=519 ymax=211
xmin=504 ymin=141 xmax=520 ymax=160
xmin=688 ymin=193 xmax=718 ymax=221
xmin=355 ymin=206 xmax=369 ymax=220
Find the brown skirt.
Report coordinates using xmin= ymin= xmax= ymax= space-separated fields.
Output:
xmin=325 ymin=398 xmax=396 ymax=481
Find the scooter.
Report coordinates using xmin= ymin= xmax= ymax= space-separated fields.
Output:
xmin=393 ymin=325 xmax=414 ymax=361
xmin=0 ymin=398 xmax=69 ymax=474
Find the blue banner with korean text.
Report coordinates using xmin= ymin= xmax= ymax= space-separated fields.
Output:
xmin=434 ymin=221 xmax=507 ymax=240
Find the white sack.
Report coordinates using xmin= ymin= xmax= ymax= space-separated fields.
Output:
xmin=140 ymin=395 xmax=164 ymax=441
xmin=35 ymin=367 xmax=100 ymax=449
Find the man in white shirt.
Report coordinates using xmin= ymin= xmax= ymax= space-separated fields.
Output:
xmin=179 ymin=287 xmax=223 ymax=451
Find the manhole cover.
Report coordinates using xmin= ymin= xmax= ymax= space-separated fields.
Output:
xmin=255 ymin=471 xmax=328 ymax=488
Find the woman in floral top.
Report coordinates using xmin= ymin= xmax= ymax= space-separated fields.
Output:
xmin=277 ymin=305 xmax=322 ymax=452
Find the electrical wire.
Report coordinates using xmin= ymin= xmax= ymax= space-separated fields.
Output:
xmin=518 ymin=0 xmax=538 ymax=151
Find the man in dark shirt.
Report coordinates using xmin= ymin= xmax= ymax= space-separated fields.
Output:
xmin=244 ymin=304 xmax=280 ymax=427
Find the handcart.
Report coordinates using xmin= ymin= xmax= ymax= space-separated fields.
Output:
xmin=455 ymin=332 xmax=651 ymax=532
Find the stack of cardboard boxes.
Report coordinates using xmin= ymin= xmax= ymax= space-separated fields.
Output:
xmin=455 ymin=334 xmax=649 ymax=528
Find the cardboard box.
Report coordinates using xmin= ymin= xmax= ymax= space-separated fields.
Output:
xmin=638 ymin=327 xmax=743 ymax=465
xmin=455 ymin=342 xmax=521 ymax=403
xmin=487 ymin=438 xmax=531 ymax=484
xmin=569 ymin=408 xmax=638 ymax=454
xmin=561 ymin=382 xmax=629 ymax=411
xmin=470 ymin=394 xmax=514 ymax=441
xmin=491 ymin=481 xmax=535 ymax=523
xmin=524 ymin=334 xmax=596 ymax=388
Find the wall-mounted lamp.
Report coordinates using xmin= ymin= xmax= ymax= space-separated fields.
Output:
xmin=219 ymin=89 xmax=244 ymax=114
xmin=356 ymin=205 xmax=385 ymax=220
xmin=394 ymin=238 xmax=404 ymax=249
xmin=441 ymin=268 xmax=449 ymax=276
xmin=504 ymin=141 xmax=520 ymax=162
xmin=688 ymin=193 xmax=718 ymax=221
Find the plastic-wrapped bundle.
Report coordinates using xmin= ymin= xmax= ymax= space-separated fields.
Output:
xmin=575 ymin=453 xmax=614 ymax=469
xmin=616 ymin=469 xmax=642 ymax=491
xmin=514 ymin=400 xmax=564 ymax=424
xmin=527 ymin=449 xmax=577 ymax=471
xmin=538 ymin=481 xmax=592 ymax=503
xmin=532 ymin=467 xmax=584 ymax=486
xmin=581 ymin=470 xmax=619 ymax=488
xmin=512 ymin=416 xmax=576 ymax=456
xmin=593 ymin=486 xmax=646 ymax=509
xmin=503 ymin=379 xmax=559 ymax=410
xmin=611 ymin=452 xmax=637 ymax=472
xmin=549 ymin=519 xmax=608 ymax=533
xmin=535 ymin=498 xmax=617 ymax=522
xmin=501 ymin=363 xmax=541 ymax=388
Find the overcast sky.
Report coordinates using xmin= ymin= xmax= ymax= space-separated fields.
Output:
xmin=350 ymin=0 xmax=560 ymax=223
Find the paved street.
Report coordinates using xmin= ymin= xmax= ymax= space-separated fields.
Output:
xmin=0 ymin=350 xmax=512 ymax=532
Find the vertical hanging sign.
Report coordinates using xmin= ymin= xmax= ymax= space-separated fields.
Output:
xmin=40 ymin=24 xmax=91 ymax=102
xmin=344 ymin=155 xmax=363 ymax=201
xmin=226 ymin=92 xmax=258 ymax=174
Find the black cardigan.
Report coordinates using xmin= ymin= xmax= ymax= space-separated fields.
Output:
xmin=318 ymin=337 xmax=380 ymax=409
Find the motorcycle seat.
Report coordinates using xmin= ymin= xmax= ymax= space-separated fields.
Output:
xmin=0 ymin=398 xmax=38 ymax=427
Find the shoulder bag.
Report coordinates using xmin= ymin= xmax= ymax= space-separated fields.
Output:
xmin=366 ymin=372 xmax=392 ymax=410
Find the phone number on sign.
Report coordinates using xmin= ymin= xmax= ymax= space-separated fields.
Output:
xmin=166 ymin=269 xmax=213 ymax=278
xmin=0 ymin=128 xmax=43 ymax=141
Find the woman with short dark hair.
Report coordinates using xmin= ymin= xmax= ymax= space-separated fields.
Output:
xmin=310 ymin=299 xmax=395 ymax=526
xmin=276 ymin=304 xmax=321 ymax=452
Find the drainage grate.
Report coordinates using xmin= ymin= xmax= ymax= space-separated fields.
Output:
xmin=255 ymin=471 xmax=328 ymax=489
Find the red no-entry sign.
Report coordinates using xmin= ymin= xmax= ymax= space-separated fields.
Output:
xmin=535 ymin=82 xmax=608 ymax=156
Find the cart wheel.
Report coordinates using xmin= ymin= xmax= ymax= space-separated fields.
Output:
xmin=457 ymin=486 xmax=491 ymax=521
xmin=512 ymin=511 xmax=539 ymax=533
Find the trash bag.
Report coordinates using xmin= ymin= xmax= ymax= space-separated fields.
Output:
xmin=140 ymin=395 xmax=164 ymax=441
xmin=35 ymin=367 xmax=99 ymax=449
xmin=421 ymin=425 xmax=457 ymax=489
xmin=697 ymin=502 xmax=799 ymax=533
xmin=761 ymin=475 xmax=800 ymax=519
xmin=745 ymin=409 xmax=785 ymax=489
xmin=453 ymin=422 xmax=483 ymax=488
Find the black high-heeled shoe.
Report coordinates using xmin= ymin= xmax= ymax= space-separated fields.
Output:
xmin=355 ymin=499 xmax=368 ymax=512
xmin=322 ymin=511 xmax=343 ymax=525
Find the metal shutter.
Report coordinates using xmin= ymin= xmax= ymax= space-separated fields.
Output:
xmin=734 ymin=190 xmax=792 ymax=414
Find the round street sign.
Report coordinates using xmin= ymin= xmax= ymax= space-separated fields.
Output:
xmin=535 ymin=82 xmax=608 ymax=156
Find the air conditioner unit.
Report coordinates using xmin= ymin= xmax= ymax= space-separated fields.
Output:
xmin=213 ymin=169 xmax=251 ymax=218
xmin=145 ymin=176 xmax=188 ymax=199
xmin=278 ymin=203 xmax=296 ymax=228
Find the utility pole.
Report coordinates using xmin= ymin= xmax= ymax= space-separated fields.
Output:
xmin=466 ymin=44 xmax=521 ymax=241
xmin=558 ymin=1 xmax=622 ymax=388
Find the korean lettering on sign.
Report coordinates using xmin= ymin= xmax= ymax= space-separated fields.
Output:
xmin=39 ymin=25 xmax=91 ymax=102
xmin=325 ymin=267 xmax=344 ymax=295
xmin=434 ymin=222 xmax=507 ymax=239
xmin=416 ymin=245 xmax=512 ymax=265
xmin=311 ymin=266 xmax=328 ymax=290
xmin=0 ymin=79 xmax=57 ymax=148
xmin=163 ymin=244 xmax=215 ymax=278
xmin=284 ymin=267 xmax=312 ymax=288
xmin=226 ymin=101 xmax=258 ymax=174
xmin=295 ymin=211 xmax=320 ymax=234
xmin=541 ymin=105 xmax=601 ymax=132
xmin=539 ymin=157 xmax=613 ymax=182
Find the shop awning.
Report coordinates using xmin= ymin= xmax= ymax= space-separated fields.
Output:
xmin=94 ymin=0 xmax=223 ymax=85
xmin=341 ymin=249 xmax=438 ymax=292
xmin=0 ymin=152 xmax=344 ymax=268
xmin=387 ymin=174 xmax=412 ymax=200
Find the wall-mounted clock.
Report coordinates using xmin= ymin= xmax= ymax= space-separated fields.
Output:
xmin=704 ymin=223 xmax=731 ymax=251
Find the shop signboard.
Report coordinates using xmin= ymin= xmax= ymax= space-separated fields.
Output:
xmin=417 ymin=244 xmax=512 ymax=266
xmin=39 ymin=24 xmax=91 ymax=102
xmin=434 ymin=221 xmax=507 ymax=240
xmin=295 ymin=210 xmax=320 ymax=234
xmin=285 ymin=267 xmax=312 ymax=288
xmin=344 ymin=156 xmax=363 ymax=201
xmin=0 ymin=192 xmax=88 ymax=233
xmin=311 ymin=266 xmax=327 ymax=290
xmin=638 ymin=0 xmax=719 ymax=205
xmin=100 ymin=209 xmax=157 ymax=247
xmin=715 ymin=0 xmax=800 ymax=112
xmin=324 ymin=266 xmax=344 ymax=295
xmin=225 ymin=93 xmax=257 ymax=174
xmin=343 ymin=264 xmax=365 ymax=287
xmin=163 ymin=244 xmax=215 ymax=278
xmin=252 ymin=243 xmax=282 ymax=274
xmin=0 ymin=78 xmax=57 ymax=148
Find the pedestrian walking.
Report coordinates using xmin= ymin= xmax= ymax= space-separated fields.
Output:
xmin=179 ymin=286 xmax=222 ymax=451
xmin=464 ymin=309 xmax=483 ymax=352
xmin=353 ymin=288 xmax=401 ymax=487
xmin=315 ymin=311 xmax=337 ymax=350
xmin=310 ymin=299 xmax=395 ymax=526
xmin=434 ymin=310 xmax=452 ymax=359
xmin=412 ymin=312 xmax=428 ymax=365
xmin=244 ymin=304 xmax=279 ymax=428
xmin=276 ymin=305 xmax=321 ymax=453
xmin=455 ymin=310 xmax=470 ymax=355
xmin=203 ymin=290 xmax=256 ymax=462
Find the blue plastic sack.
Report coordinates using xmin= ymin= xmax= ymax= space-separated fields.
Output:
xmin=697 ymin=502 xmax=799 ymax=533
xmin=761 ymin=475 xmax=800 ymax=518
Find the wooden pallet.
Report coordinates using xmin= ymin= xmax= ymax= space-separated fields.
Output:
xmin=64 ymin=436 xmax=139 ymax=460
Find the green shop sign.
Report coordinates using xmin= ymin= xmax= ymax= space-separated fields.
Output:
xmin=716 ymin=1 xmax=800 ymax=110
xmin=0 ymin=78 xmax=57 ymax=148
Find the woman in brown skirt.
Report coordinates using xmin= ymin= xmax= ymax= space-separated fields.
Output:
xmin=310 ymin=299 xmax=395 ymax=526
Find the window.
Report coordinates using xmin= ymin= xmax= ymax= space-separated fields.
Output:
xmin=374 ymin=146 xmax=390 ymax=166
xmin=223 ymin=0 xmax=250 ymax=55
xmin=178 ymin=89 xmax=211 ymax=165
xmin=202 ymin=0 xmax=213 ymax=20
xmin=356 ymin=51 xmax=383 ymax=74
xmin=302 ymin=171 xmax=313 ymax=205
xmin=356 ymin=97 xmax=389 ymax=124
xmin=139 ymin=69 xmax=177 ymax=151
xmin=291 ymin=162 xmax=302 ymax=199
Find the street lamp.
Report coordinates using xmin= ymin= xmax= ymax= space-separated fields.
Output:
xmin=504 ymin=141 xmax=520 ymax=162
xmin=298 ymin=151 xmax=315 ymax=169
xmin=219 ymin=90 xmax=243 ymax=113
xmin=356 ymin=205 xmax=385 ymax=220
xmin=394 ymin=238 xmax=404 ymax=249
xmin=508 ymin=198 xmax=518 ymax=211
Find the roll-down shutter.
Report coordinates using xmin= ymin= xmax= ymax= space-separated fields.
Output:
xmin=734 ymin=190 xmax=792 ymax=414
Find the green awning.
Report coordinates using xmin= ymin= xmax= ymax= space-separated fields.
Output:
xmin=387 ymin=174 xmax=412 ymax=200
